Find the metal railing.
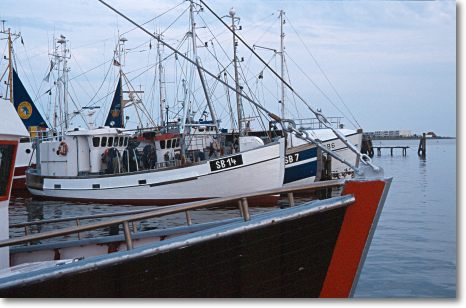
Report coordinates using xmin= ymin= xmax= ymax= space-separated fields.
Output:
xmin=3 ymin=179 xmax=346 ymax=250
xmin=294 ymin=117 xmax=344 ymax=130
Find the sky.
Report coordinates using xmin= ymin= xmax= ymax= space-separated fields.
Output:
xmin=0 ymin=0 xmax=457 ymax=136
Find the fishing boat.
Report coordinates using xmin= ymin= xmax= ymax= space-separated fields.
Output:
xmin=26 ymin=125 xmax=284 ymax=205
xmin=24 ymin=25 xmax=287 ymax=206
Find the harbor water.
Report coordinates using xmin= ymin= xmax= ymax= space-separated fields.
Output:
xmin=8 ymin=138 xmax=457 ymax=298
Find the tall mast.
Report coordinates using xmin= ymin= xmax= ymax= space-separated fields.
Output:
xmin=229 ymin=8 xmax=243 ymax=136
xmin=7 ymin=29 xmax=13 ymax=104
xmin=279 ymin=10 xmax=286 ymax=119
xmin=189 ymin=1 xmax=218 ymax=132
xmin=118 ymin=36 xmax=126 ymax=126
xmin=53 ymin=35 xmax=71 ymax=131
xmin=0 ymin=22 xmax=20 ymax=104
xmin=156 ymin=35 xmax=166 ymax=127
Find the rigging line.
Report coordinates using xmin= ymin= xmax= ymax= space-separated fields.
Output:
xmin=69 ymin=59 xmax=112 ymax=81
xmin=121 ymin=73 xmax=143 ymax=127
xmin=19 ymin=37 xmax=43 ymax=102
xmin=161 ymin=5 xmax=190 ymax=36
xmin=0 ymin=43 xmax=7 ymax=69
xmin=66 ymin=83 xmax=90 ymax=128
xmin=211 ymin=42 xmax=235 ymax=129
xmin=69 ymin=0 xmax=188 ymax=52
xmin=121 ymin=71 xmax=157 ymax=127
xmin=285 ymin=51 xmax=350 ymax=123
xmin=97 ymin=0 xmax=281 ymax=122
xmin=85 ymin=54 xmax=113 ymax=108
xmin=71 ymin=54 xmax=97 ymax=99
xmin=284 ymin=55 xmax=301 ymax=120
xmin=238 ymin=62 xmax=269 ymax=134
xmin=198 ymin=0 xmax=362 ymax=135
xmin=286 ymin=18 xmax=360 ymax=128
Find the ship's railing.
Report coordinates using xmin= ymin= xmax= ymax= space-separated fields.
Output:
xmin=292 ymin=117 xmax=344 ymax=130
xmin=3 ymin=179 xmax=347 ymax=250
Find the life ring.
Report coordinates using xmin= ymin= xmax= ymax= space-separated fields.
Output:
xmin=58 ymin=141 xmax=68 ymax=156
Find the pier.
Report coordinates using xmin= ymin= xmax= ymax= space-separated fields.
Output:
xmin=373 ymin=146 xmax=409 ymax=156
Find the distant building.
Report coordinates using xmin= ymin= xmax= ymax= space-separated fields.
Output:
xmin=364 ymin=130 xmax=413 ymax=138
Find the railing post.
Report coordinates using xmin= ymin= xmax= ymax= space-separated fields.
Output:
xmin=132 ymin=221 xmax=138 ymax=233
xmin=241 ymin=198 xmax=250 ymax=221
xmin=185 ymin=211 xmax=192 ymax=226
xmin=238 ymin=199 xmax=244 ymax=217
xmin=287 ymin=192 xmax=295 ymax=207
xmin=76 ymin=219 xmax=81 ymax=240
xmin=123 ymin=221 xmax=133 ymax=250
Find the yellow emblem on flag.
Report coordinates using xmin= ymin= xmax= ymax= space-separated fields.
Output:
xmin=111 ymin=109 xmax=120 ymax=118
xmin=17 ymin=101 xmax=33 ymax=120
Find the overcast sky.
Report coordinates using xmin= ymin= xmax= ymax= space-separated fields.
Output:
xmin=0 ymin=0 xmax=456 ymax=136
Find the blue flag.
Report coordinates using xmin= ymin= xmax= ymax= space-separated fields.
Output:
xmin=105 ymin=77 xmax=124 ymax=128
xmin=12 ymin=68 xmax=48 ymax=128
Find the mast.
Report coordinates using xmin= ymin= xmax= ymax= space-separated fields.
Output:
xmin=0 ymin=22 xmax=20 ymax=104
xmin=156 ymin=36 xmax=166 ymax=127
xmin=51 ymin=35 xmax=71 ymax=132
xmin=229 ymin=8 xmax=243 ymax=136
xmin=279 ymin=10 xmax=285 ymax=119
xmin=189 ymin=1 xmax=219 ymax=132
xmin=7 ymin=29 xmax=13 ymax=104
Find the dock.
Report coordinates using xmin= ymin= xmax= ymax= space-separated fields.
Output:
xmin=373 ymin=146 xmax=409 ymax=156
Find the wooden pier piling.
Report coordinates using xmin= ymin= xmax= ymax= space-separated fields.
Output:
xmin=418 ymin=133 xmax=426 ymax=157
xmin=361 ymin=135 xmax=374 ymax=158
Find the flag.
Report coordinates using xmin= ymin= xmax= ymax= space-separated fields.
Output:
xmin=43 ymin=60 xmax=55 ymax=82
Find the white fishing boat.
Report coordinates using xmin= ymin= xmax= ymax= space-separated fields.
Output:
xmin=26 ymin=125 xmax=284 ymax=205
xmin=25 ymin=14 xmax=285 ymax=205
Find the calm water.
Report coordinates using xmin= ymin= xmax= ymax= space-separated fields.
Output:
xmin=354 ymin=138 xmax=456 ymax=298
xmin=8 ymin=138 xmax=457 ymax=298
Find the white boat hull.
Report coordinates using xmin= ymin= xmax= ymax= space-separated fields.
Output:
xmin=27 ymin=140 xmax=285 ymax=205
xmin=290 ymin=129 xmax=362 ymax=179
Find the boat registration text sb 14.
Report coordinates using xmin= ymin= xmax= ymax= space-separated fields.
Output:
xmin=209 ymin=155 xmax=243 ymax=171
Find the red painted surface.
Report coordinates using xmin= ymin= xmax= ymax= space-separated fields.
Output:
xmin=320 ymin=179 xmax=387 ymax=298
xmin=11 ymin=164 xmax=36 ymax=192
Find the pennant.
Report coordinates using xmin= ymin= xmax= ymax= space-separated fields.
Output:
xmin=13 ymin=68 xmax=48 ymax=128
xmin=104 ymin=77 xmax=124 ymax=128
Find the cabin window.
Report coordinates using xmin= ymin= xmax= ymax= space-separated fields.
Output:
xmin=167 ymin=139 xmax=172 ymax=149
xmin=92 ymin=137 xmax=100 ymax=147
xmin=175 ymin=138 xmax=180 ymax=147
xmin=101 ymin=137 xmax=107 ymax=147
xmin=124 ymin=137 xmax=128 ymax=146
xmin=114 ymin=137 xmax=119 ymax=147
xmin=108 ymin=137 xmax=113 ymax=147
xmin=160 ymin=140 xmax=166 ymax=149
